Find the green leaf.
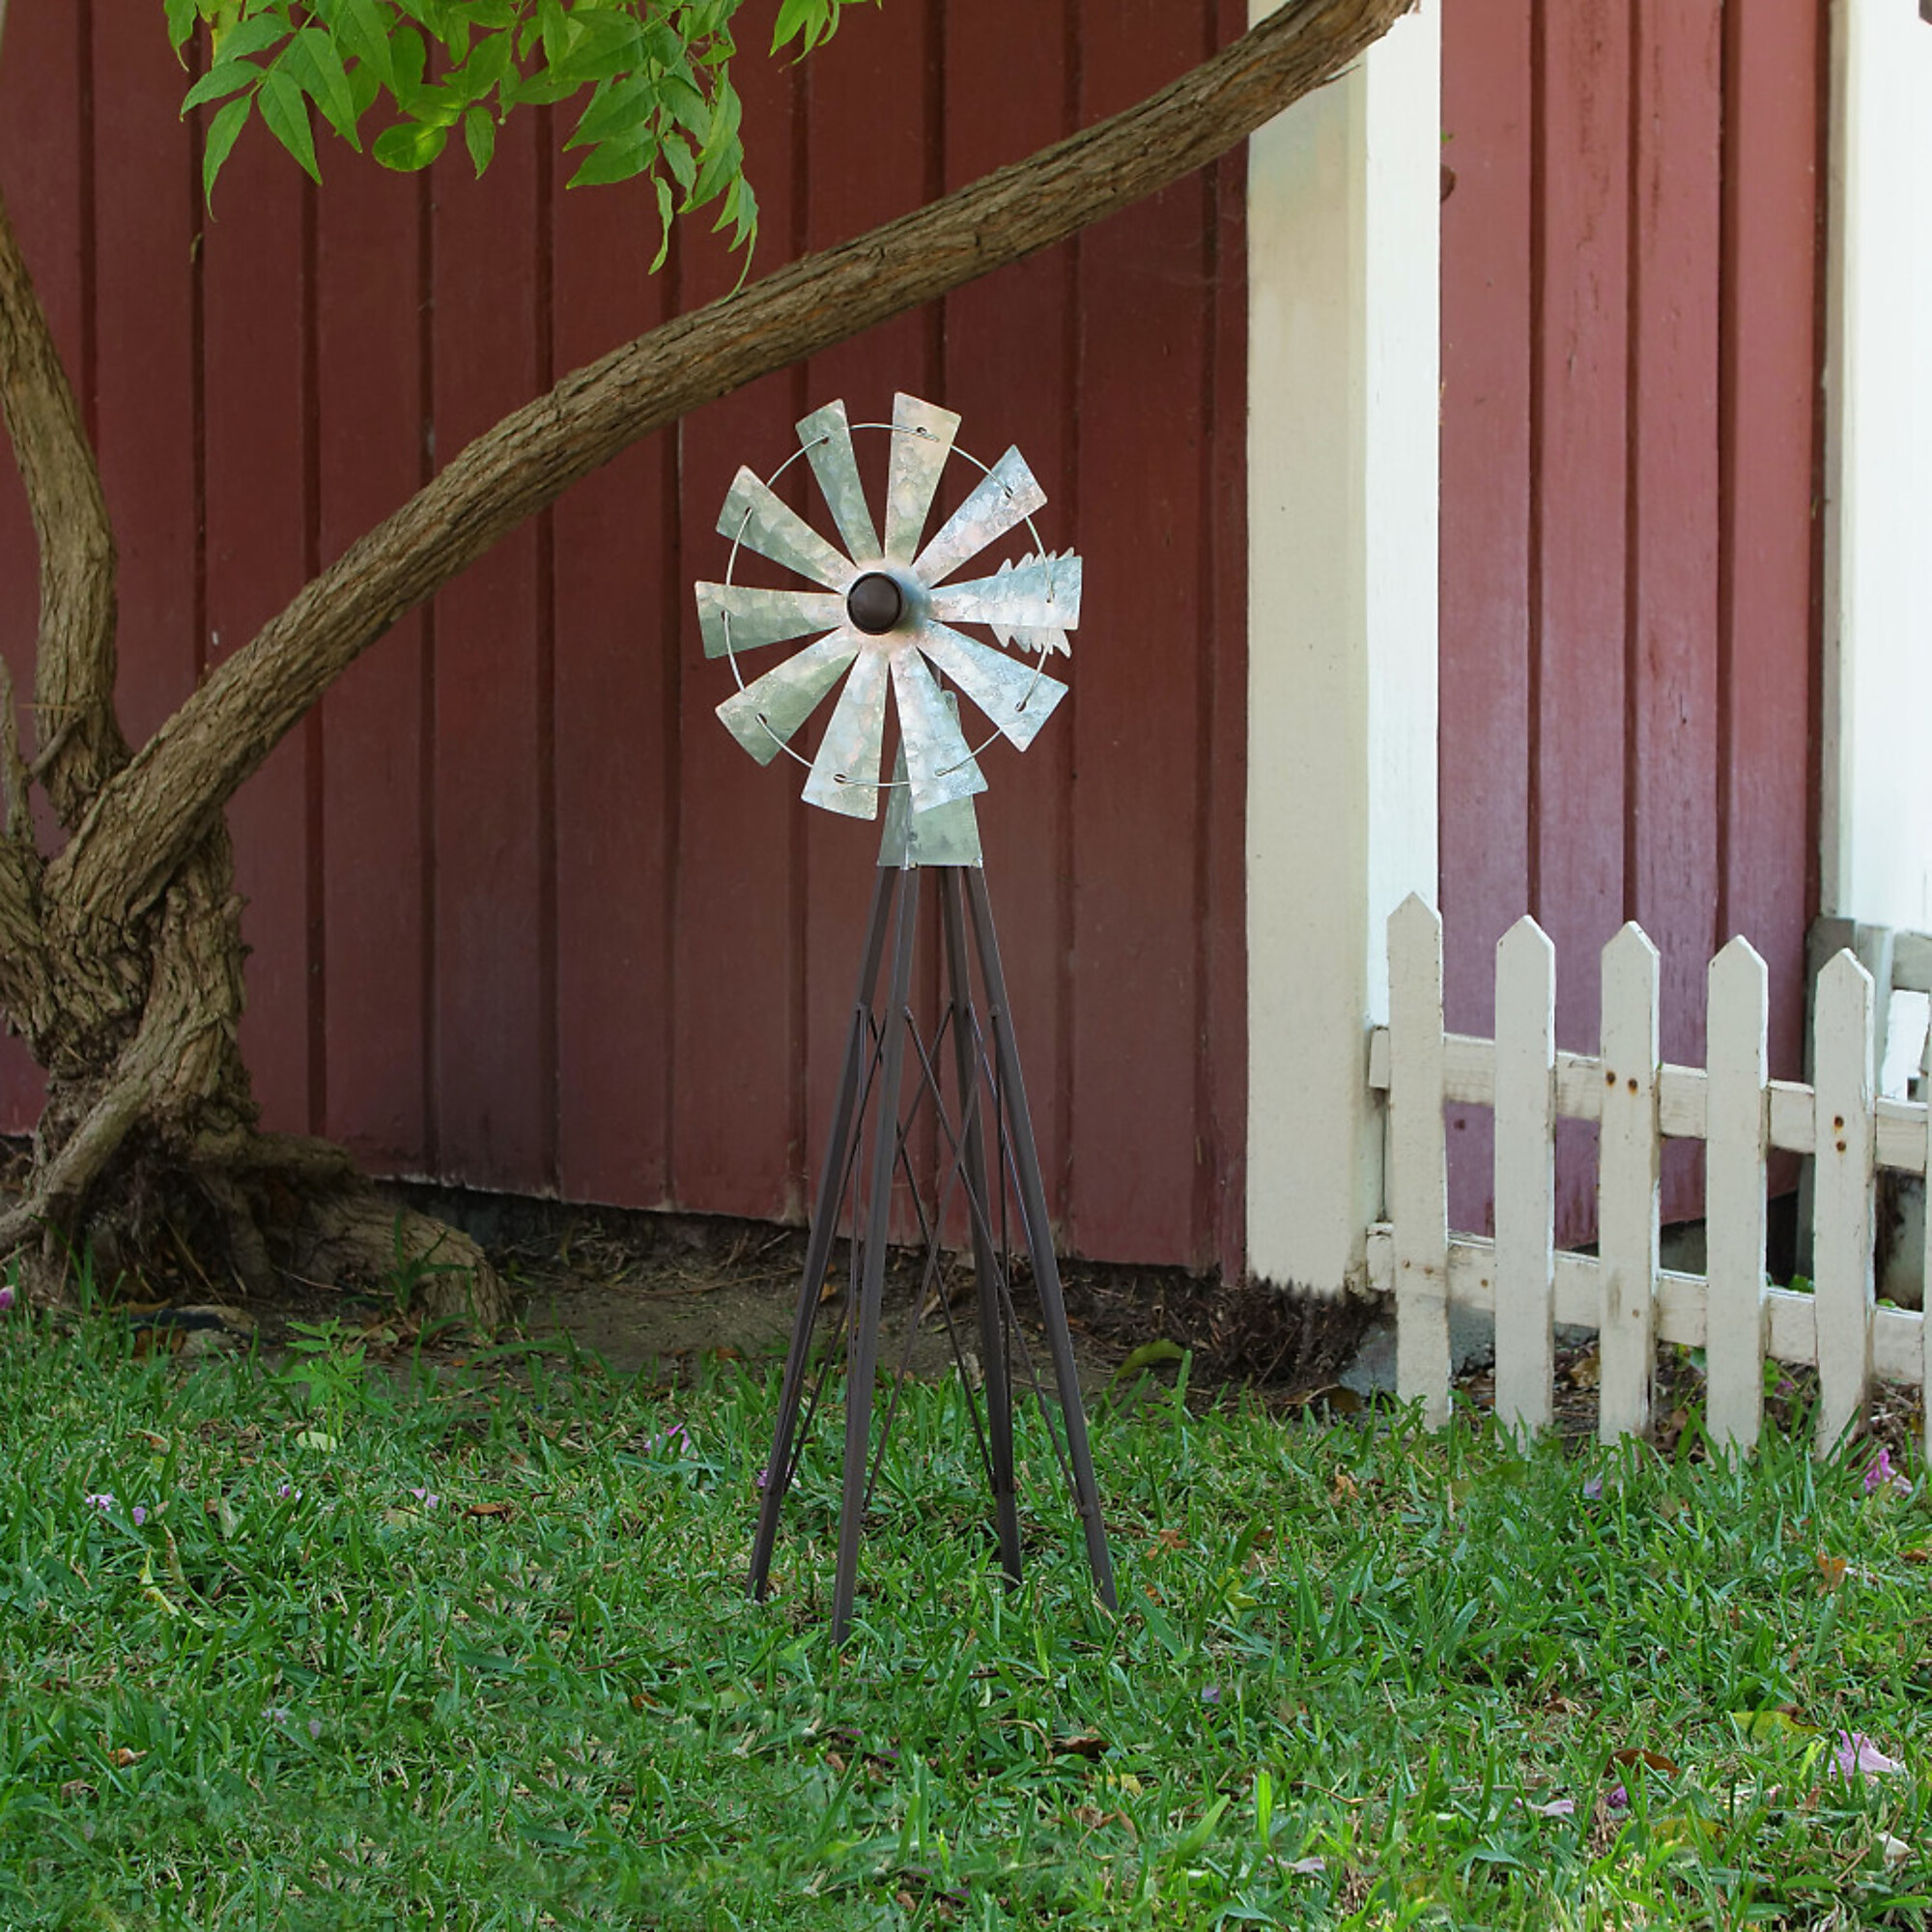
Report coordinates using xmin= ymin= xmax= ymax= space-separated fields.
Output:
xmin=566 ymin=134 xmax=656 ymax=189
xmin=649 ymin=172 xmax=674 ymax=272
xmin=456 ymin=28 xmax=514 ymax=101
xmin=337 ymin=0 xmax=397 ymax=87
xmin=566 ymin=73 xmax=655 ymax=151
xmin=210 ymin=14 xmax=291 ymax=65
xmin=373 ymin=119 xmax=451 ymax=171
xmin=463 ymin=104 xmax=497 ymax=177
xmin=201 ymin=93 xmax=254 ymax=205
xmin=163 ymin=0 xmax=199 ymax=54
xmin=1111 ymin=1340 xmax=1188 ymax=1384
xmin=182 ymin=61 xmax=261 ymax=112
xmin=287 ymin=28 xmax=362 ymax=146
xmin=259 ymin=66 xmax=322 ymax=182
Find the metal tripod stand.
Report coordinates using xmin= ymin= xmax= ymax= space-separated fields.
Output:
xmin=746 ymin=854 xmax=1117 ymax=1644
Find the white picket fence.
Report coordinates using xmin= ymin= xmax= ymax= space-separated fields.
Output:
xmin=1365 ymin=895 xmax=1932 ymax=1455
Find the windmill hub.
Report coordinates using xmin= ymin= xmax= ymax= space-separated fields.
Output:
xmin=846 ymin=570 xmax=906 ymax=636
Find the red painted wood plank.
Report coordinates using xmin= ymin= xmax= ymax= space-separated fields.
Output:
xmin=670 ymin=46 xmax=806 ymax=1224
xmin=200 ymin=128 xmax=312 ymax=1134
xmin=803 ymin=1 xmax=940 ymax=1247
xmin=430 ymin=128 xmax=548 ymax=1192
xmin=315 ymin=162 xmax=429 ymax=1174
xmin=1534 ymin=0 xmax=1633 ymax=1243
xmin=1203 ymin=0 xmax=1250 ymax=1279
xmin=1066 ymin=0 xmax=1216 ymax=1265
xmin=551 ymin=171 xmax=677 ymax=1208
xmin=940 ymin=0 xmax=1076 ymax=1248
xmin=1439 ymin=0 xmax=1533 ymax=1238
xmin=88 ymin=14 xmax=199 ymax=753
xmin=1719 ymin=0 xmax=1823 ymax=1106
xmin=0 ymin=3 xmax=85 ymax=1132
xmin=1630 ymin=0 xmax=1723 ymax=1224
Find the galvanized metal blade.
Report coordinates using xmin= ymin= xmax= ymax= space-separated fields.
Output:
xmin=892 ymin=648 xmax=987 ymax=814
xmin=696 ymin=582 xmax=845 ymax=660
xmin=930 ymin=551 xmax=1082 ymax=635
xmin=915 ymin=621 xmax=1066 ymax=753
xmin=716 ymin=630 xmax=862 ymax=764
xmin=912 ymin=445 xmax=1047 ymax=587
xmin=717 ymin=467 xmax=853 ymax=590
xmin=877 ymin=699 xmax=983 ymax=869
xmin=797 ymin=399 xmax=883 ymax=565
xmin=883 ymin=394 xmax=961 ymax=563
xmin=803 ymin=645 xmax=891 ymax=818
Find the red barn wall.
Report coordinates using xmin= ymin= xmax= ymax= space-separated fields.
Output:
xmin=0 ymin=3 xmax=1250 ymax=1276
xmin=1438 ymin=0 xmax=1825 ymax=1242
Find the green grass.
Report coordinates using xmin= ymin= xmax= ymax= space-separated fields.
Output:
xmin=2 ymin=1307 xmax=1929 ymax=1931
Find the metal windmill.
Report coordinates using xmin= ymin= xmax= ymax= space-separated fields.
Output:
xmin=695 ymin=393 xmax=1116 ymax=1642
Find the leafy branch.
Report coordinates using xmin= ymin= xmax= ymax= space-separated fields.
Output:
xmin=166 ymin=0 xmax=873 ymax=263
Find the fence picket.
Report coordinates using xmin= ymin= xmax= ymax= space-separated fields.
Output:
xmin=1924 ymin=1069 xmax=1932 ymax=1466
xmin=1599 ymin=924 xmax=1662 ymax=1443
xmin=1705 ymin=939 xmax=1769 ymax=1452
xmin=1493 ymin=917 xmax=1556 ymax=1435
xmin=1388 ymin=895 xmax=1451 ymax=1426
xmin=1812 ymin=952 xmax=1876 ymax=1454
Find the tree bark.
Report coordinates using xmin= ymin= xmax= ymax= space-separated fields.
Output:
xmin=52 ymin=0 xmax=1414 ymax=941
xmin=0 ymin=0 xmax=1410 ymax=1312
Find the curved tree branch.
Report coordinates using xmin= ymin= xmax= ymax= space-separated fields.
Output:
xmin=0 ymin=183 xmax=128 ymax=832
xmin=51 ymin=0 xmax=1413 ymax=937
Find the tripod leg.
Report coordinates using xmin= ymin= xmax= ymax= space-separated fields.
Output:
xmin=939 ymin=867 xmax=1022 ymax=1587
xmin=749 ymin=868 xmax=899 ymax=1601
xmin=832 ymin=865 xmax=923 ymax=1645
xmin=965 ymin=869 xmax=1117 ymax=1611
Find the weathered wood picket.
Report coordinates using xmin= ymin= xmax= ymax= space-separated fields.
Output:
xmin=1367 ymin=896 xmax=1932 ymax=1456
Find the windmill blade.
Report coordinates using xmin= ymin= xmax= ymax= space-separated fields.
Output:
xmin=715 ymin=630 xmax=861 ymax=764
xmin=915 ymin=621 xmax=1066 ymax=753
xmin=797 ymin=399 xmax=883 ymax=564
xmin=892 ymin=648 xmax=987 ymax=815
xmin=717 ymin=467 xmax=852 ymax=589
xmin=803 ymin=644 xmax=891 ymax=819
xmin=696 ymin=582 xmax=845 ymax=660
xmin=913 ymin=445 xmax=1047 ymax=587
xmin=883 ymin=393 xmax=961 ymax=563
xmin=930 ymin=552 xmax=1082 ymax=634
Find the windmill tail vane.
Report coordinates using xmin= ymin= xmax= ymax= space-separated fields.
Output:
xmin=692 ymin=392 xmax=1081 ymax=822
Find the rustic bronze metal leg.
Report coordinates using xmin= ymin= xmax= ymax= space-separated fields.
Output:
xmin=831 ymin=865 xmax=923 ymax=1644
xmin=748 ymin=867 xmax=898 ymax=1602
xmin=939 ymin=867 xmax=1023 ymax=1588
xmin=965 ymin=868 xmax=1117 ymax=1611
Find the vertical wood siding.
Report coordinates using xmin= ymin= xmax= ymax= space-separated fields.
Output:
xmin=0 ymin=4 xmax=1249 ymax=1276
xmin=1439 ymin=0 xmax=1825 ymax=1243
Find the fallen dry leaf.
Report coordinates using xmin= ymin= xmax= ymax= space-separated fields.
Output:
xmin=1330 ymin=1470 xmax=1360 ymax=1503
xmin=465 ymin=1501 xmax=515 ymax=1520
xmin=1817 ymin=1552 xmax=1849 ymax=1591
xmin=1608 ymin=1747 xmax=1682 ymax=1778
xmin=105 ymin=1747 xmax=145 ymax=1769
xmin=1051 ymin=1734 xmax=1110 ymax=1759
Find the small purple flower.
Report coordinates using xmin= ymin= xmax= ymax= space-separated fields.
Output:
xmin=755 ymin=1465 xmax=773 ymax=1491
xmin=130 ymin=1505 xmax=147 ymax=1527
xmin=1200 ymin=1686 xmax=1222 ymax=1705
xmin=1833 ymin=1731 xmax=1905 ymax=1780
xmin=266 ymin=1706 xmax=292 ymax=1727
xmin=1862 ymin=1449 xmax=1910 ymax=1498
xmin=0 ymin=1283 xmax=14 ymax=1313
xmin=307 ymin=1719 xmax=323 ymax=1741
xmin=276 ymin=1483 xmax=302 ymax=1500
xmin=1605 ymin=1782 xmax=1630 ymax=1812
xmin=83 ymin=1492 xmax=114 ymax=1513
xmin=1582 ymin=1476 xmax=1605 ymax=1502
xmin=408 ymin=1487 xmax=441 ymax=1510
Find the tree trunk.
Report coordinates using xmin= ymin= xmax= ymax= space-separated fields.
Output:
xmin=0 ymin=0 xmax=1410 ymax=1315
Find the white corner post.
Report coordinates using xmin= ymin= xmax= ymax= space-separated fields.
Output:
xmin=1245 ymin=0 xmax=1440 ymax=1293
xmin=1821 ymin=0 xmax=1932 ymax=930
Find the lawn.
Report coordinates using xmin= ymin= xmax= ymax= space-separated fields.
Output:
xmin=2 ymin=1296 xmax=1928 ymax=1929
